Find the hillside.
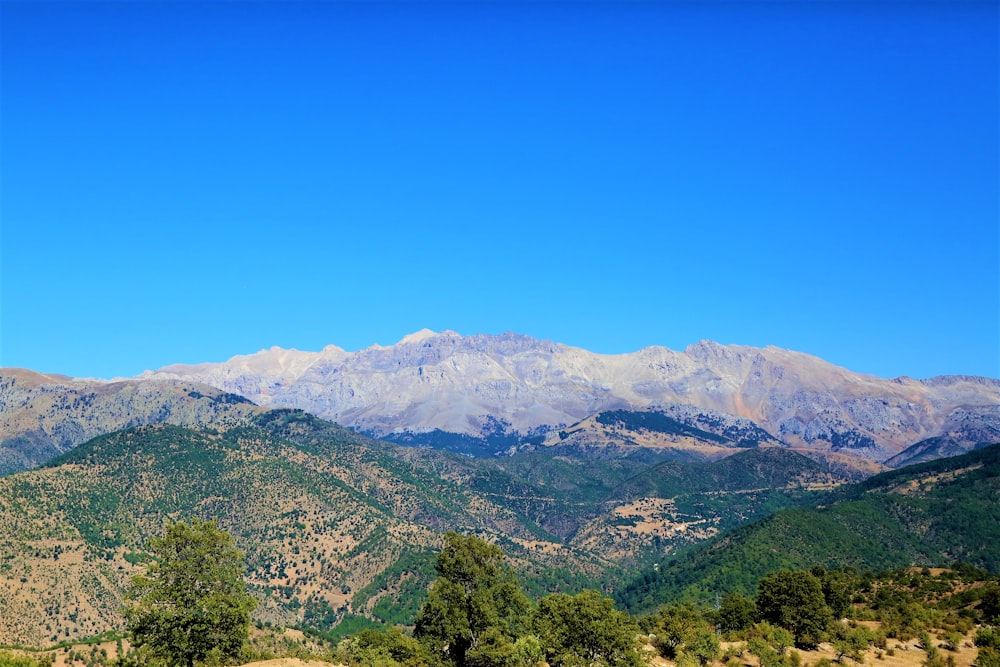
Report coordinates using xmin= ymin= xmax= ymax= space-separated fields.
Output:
xmin=0 ymin=408 xmax=856 ymax=646
xmin=137 ymin=330 xmax=1000 ymax=463
xmin=617 ymin=442 xmax=1000 ymax=613
xmin=528 ymin=406 xmax=884 ymax=477
xmin=0 ymin=369 xmax=264 ymax=475
xmin=533 ymin=406 xmax=780 ymax=460
xmin=885 ymin=411 xmax=1000 ymax=467
xmin=0 ymin=417 xmax=611 ymax=646
xmin=565 ymin=448 xmax=845 ymax=562
xmin=457 ymin=445 xmax=847 ymax=565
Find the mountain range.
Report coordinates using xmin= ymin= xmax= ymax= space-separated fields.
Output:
xmin=3 ymin=331 xmax=999 ymax=475
xmin=138 ymin=330 xmax=1000 ymax=464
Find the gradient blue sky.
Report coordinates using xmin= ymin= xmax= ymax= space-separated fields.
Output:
xmin=2 ymin=1 xmax=997 ymax=380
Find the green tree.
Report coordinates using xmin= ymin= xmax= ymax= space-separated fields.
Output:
xmin=125 ymin=520 xmax=257 ymax=667
xmin=752 ymin=622 xmax=794 ymax=657
xmin=650 ymin=603 xmax=708 ymax=659
xmin=815 ymin=568 xmax=856 ymax=619
xmin=414 ymin=532 xmax=530 ymax=667
xmin=685 ymin=627 xmax=721 ymax=666
xmin=510 ymin=636 xmax=544 ymax=667
xmin=465 ymin=627 xmax=517 ymax=667
xmin=339 ymin=627 xmax=432 ymax=667
xmin=532 ymin=590 xmax=644 ymax=667
xmin=748 ymin=637 xmax=782 ymax=667
xmin=757 ymin=570 xmax=832 ymax=648
xmin=830 ymin=624 xmax=873 ymax=663
xmin=719 ymin=593 xmax=757 ymax=633
xmin=981 ymin=584 xmax=1000 ymax=624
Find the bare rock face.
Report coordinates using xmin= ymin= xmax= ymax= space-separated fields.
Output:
xmin=139 ymin=330 xmax=1000 ymax=462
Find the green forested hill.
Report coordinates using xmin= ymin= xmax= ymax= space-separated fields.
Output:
xmin=253 ymin=412 xmax=843 ymax=566
xmin=609 ymin=447 xmax=838 ymax=500
xmin=0 ymin=418 xmax=611 ymax=646
xmin=618 ymin=442 xmax=1000 ymax=613
xmin=0 ymin=410 xmax=854 ymax=646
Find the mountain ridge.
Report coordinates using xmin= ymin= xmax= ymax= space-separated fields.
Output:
xmin=0 ymin=371 xmax=265 ymax=474
xmin=135 ymin=330 xmax=1000 ymax=463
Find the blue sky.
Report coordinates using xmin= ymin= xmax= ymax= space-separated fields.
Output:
xmin=2 ymin=1 xmax=997 ymax=380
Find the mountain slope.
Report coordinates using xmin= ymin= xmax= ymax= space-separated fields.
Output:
xmin=616 ymin=442 xmax=1000 ymax=613
xmin=0 ymin=408 xmax=857 ymax=646
xmin=0 ymin=418 xmax=608 ymax=646
xmin=531 ymin=405 xmax=782 ymax=461
xmin=565 ymin=447 xmax=844 ymax=563
xmin=884 ymin=408 xmax=1000 ymax=467
xmin=138 ymin=330 xmax=1000 ymax=462
xmin=0 ymin=369 xmax=264 ymax=475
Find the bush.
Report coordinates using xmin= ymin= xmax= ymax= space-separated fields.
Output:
xmin=977 ymin=647 xmax=1000 ymax=667
xmin=943 ymin=632 xmax=964 ymax=651
xmin=921 ymin=632 xmax=946 ymax=667
xmin=0 ymin=653 xmax=44 ymax=667
xmin=978 ymin=628 xmax=1000 ymax=651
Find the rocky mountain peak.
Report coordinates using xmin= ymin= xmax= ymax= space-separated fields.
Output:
xmin=397 ymin=328 xmax=440 ymax=345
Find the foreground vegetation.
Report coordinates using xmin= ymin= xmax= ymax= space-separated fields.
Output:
xmin=5 ymin=526 xmax=1000 ymax=667
xmin=331 ymin=546 xmax=1000 ymax=667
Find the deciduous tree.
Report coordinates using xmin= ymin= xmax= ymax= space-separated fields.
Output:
xmin=650 ymin=603 xmax=707 ymax=659
xmin=532 ymin=590 xmax=643 ymax=667
xmin=414 ymin=532 xmax=530 ymax=667
xmin=719 ymin=592 xmax=757 ymax=633
xmin=757 ymin=570 xmax=832 ymax=648
xmin=125 ymin=520 xmax=256 ymax=667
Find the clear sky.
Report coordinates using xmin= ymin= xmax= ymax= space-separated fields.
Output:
xmin=1 ymin=1 xmax=997 ymax=380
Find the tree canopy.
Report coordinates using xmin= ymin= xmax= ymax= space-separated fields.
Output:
xmin=532 ymin=590 xmax=644 ymax=667
xmin=125 ymin=519 xmax=257 ymax=667
xmin=414 ymin=532 xmax=530 ymax=667
xmin=756 ymin=569 xmax=831 ymax=648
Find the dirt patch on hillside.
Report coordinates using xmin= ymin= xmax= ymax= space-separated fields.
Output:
xmin=716 ymin=632 xmax=980 ymax=667
xmin=241 ymin=659 xmax=340 ymax=667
